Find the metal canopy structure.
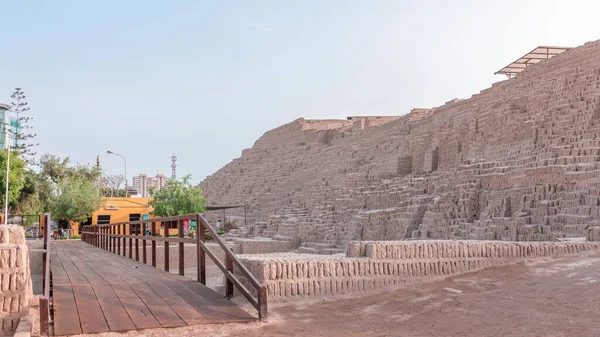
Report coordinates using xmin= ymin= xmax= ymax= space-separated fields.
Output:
xmin=495 ymin=46 xmax=571 ymax=78
xmin=206 ymin=204 xmax=249 ymax=226
xmin=206 ymin=205 xmax=245 ymax=211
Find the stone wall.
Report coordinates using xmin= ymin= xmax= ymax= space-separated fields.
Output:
xmin=201 ymin=40 xmax=600 ymax=249
xmin=237 ymin=240 xmax=600 ymax=300
xmin=0 ymin=226 xmax=32 ymax=336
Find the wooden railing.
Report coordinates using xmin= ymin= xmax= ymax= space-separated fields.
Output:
xmin=40 ymin=214 xmax=51 ymax=335
xmin=80 ymin=214 xmax=267 ymax=320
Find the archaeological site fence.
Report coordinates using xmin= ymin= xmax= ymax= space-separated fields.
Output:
xmin=80 ymin=213 xmax=267 ymax=320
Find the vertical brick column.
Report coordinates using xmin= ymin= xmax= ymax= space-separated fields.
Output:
xmin=0 ymin=225 xmax=32 ymax=335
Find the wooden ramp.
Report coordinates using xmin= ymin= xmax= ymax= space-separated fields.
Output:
xmin=50 ymin=240 xmax=255 ymax=336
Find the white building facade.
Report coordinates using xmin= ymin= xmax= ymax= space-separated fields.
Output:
xmin=133 ymin=173 xmax=168 ymax=197
xmin=0 ymin=103 xmax=20 ymax=150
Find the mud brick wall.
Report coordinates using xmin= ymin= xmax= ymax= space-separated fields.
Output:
xmin=201 ymin=40 xmax=600 ymax=247
xmin=0 ymin=226 xmax=32 ymax=336
xmin=238 ymin=240 xmax=600 ymax=300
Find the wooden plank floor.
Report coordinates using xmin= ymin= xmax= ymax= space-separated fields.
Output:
xmin=51 ymin=240 xmax=255 ymax=336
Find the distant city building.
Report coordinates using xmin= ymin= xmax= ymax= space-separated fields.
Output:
xmin=133 ymin=173 xmax=168 ymax=197
xmin=0 ymin=103 xmax=20 ymax=150
xmin=133 ymin=174 xmax=147 ymax=197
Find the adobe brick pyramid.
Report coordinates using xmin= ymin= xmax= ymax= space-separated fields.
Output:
xmin=200 ymin=40 xmax=600 ymax=249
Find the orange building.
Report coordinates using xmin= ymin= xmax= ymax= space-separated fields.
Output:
xmin=79 ymin=197 xmax=179 ymax=237
xmin=92 ymin=197 xmax=154 ymax=225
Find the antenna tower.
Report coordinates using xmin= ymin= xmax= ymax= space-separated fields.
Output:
xmin=171 ymin=155 xmax=177 ymax=180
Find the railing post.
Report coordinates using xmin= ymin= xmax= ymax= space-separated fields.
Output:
xmin=39 ymin=296 xmax=49 ymax=336
xmin=151 ymin=221 xmax=157 ymax=267
xmin=41 ymin=217 xmax=50 ymax=293
xmin=164 ymin=221 xmax=170 ymax=272
xmin=117 ymin=224 xmax=121 ymax=255
xmin=142 ymin=221 xmax=147 ymax=264
xmin=196 ymin=214 xmax=206 ymax=285
xmin=258 ymin=285 xmax=268 ymax=321
xmin=178 ymin=219 xmax=184 ymax=276
xmin=112 ymin=225 xmax=116 ymax=253
xmin=122 ymin=224 xmax=126 ymax=257
xmin=135 ymin=223 xmax=140 ymax=262
xmin=225 ymin=254 xmax=234 ymax=298
xmin=40 ymin=214 xmax=51 ymax=335
xmin=128 ymin=223 xmax=133 ymax=259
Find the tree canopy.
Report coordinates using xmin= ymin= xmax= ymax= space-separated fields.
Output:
xmin=0 ymin=150 xmax=26 ymax=207
xmin=33 ymin=154 xmax=102 ymax=223
xmin=39 ymin=154 xmax=99 ymax=185
xmin=17 ymin=170 xmax=53 ymax=214
xmin=11 ymin=88 xmax=38 ymax=164
xmin=48 ymin=178 xmax=103 ymax=223
xmin=150 ymin=175 xmax=205 ymax=216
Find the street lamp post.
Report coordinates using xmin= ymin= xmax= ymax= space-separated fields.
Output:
xmin=107 ymin=150 xmax=127 ymax=197
xmin=4 ymin=132 xmax=10 ymax=225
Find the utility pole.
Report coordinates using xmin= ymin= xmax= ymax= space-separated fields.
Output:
xmin=4 ymin=132 xmax=10 ymax=225
xmin=107 ymin=150 xmax=127 ymax=197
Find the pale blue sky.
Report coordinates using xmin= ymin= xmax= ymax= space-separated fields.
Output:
xmin=1 ymin=0 xmax=599 ymax=184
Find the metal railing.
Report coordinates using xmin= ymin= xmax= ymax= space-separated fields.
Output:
xmin=80 ymin=213 xmax=267 ymax=320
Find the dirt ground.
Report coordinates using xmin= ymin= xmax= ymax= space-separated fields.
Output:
xmin=65 ymin=250 xmax=600 ymax=337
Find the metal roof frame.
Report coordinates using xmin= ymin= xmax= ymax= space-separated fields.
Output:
xmin=495 ymin=46 xmax=571 ymax=78
xmin=206 ymin=205 xmax=246 ymax=211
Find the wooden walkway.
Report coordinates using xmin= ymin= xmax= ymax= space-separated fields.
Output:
xmin=50 ymin=240 xmax=255 ymax=336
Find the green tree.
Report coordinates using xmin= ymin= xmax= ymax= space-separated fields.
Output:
xmin=34 ymin=153 xmax=101 ymax=228
xmin=10 ymin=88 xmax=38 ymax=164
xmin=39 ymin=154 xmax=71 ymax=184
xmin=16 ymin=170 xmax=53 ymax=215
xmin=149 ymin=175 xmax=205 ymax=216
xmin=39 ymin=153 xmax=99 ymax=186
xmin=0 ymin=150 xmax=26 ymax=209
xmin=48 ymin=178 xmax=103 ymax=223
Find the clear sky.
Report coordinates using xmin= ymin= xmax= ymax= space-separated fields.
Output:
xmin=1 ymin=0 xmax=599 ymax=185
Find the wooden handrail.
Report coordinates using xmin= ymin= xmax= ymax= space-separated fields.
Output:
xmin=197 ymin=215 xmax=262 ymax=289
xmin=80 ymin=213 xmax=267 ymax=320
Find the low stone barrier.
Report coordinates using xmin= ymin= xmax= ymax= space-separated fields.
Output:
xmin=238 ymin=240 xmax=600 ymax=300
xmin=344 ymin=240 xmax=599 ymax=259
xmin=0 ymin=225 xmax=32 ymax=336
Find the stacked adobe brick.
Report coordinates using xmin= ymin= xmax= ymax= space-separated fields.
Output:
xmin=0 ymin=226 xmax=32 ymax=336
xmin=237 ymin=240 xmax=600 ymax=300
xmin=201 ymin=40 xmax=600 ymax=248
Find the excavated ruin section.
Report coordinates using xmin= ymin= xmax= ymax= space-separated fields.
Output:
xmin=201 ymin=40 xmax=600 ymax=249
xmin=236 ymin=240 xmax=600 ymax=300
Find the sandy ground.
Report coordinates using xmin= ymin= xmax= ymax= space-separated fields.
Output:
xmin=60 ymin=250 xmax=600 ymax=337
